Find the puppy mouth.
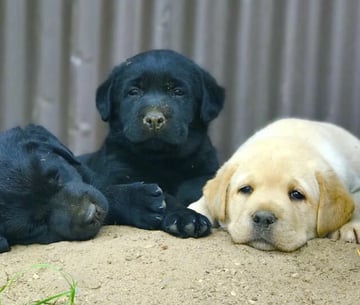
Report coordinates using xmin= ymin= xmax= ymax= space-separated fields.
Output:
xmin=247 ymin=239 xmax=276 ymax=251
xmin=124 ymin=127 xmax=189 ymax=151
xmin=128 ymin=126 xmax=188 ymax=145
xmin=132 ymin=138 xmax=180 ymax=153
xmin=246 ymin=228 xmax=277 ymax=251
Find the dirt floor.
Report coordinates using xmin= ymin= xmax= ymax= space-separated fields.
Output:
xmin=0 ymin=225 xmax=359 ymax=305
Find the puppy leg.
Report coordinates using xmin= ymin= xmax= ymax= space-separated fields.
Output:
xmin=175 ymin=177 xmax=212 ymax=206
xmin=0 ymin=236 xmax=10 ymax=253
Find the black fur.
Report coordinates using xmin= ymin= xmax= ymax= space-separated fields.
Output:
xmin=0 ymin=125 xmax=108 ymax=253
xmin=80 ymin=49 xmax=225 ymax=237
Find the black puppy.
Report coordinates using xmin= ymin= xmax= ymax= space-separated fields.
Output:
xmin=81 ymin=49 xmax=225 ymax=237
xmin=0 ymin=125 xmax=108 ymax=253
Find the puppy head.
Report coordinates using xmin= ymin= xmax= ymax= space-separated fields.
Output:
xmin=0 ymin=126 xmax=108 ymax=244
xmin=24 ymin=131 xmax=109 ymax=240
xmin=202 ymin=138 xmax=354 ymax=252
xmin=95 ymin=50 xmax=224 ymax=150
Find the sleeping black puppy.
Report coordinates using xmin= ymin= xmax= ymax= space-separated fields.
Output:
xmin=0 ymin=125 xmax=108 ymax=253
xmin=80 ymin=49 xmax=225 ymax=238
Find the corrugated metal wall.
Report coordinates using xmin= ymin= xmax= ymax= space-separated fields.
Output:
xmin=1 ymin=0 xmax=360 ymax=162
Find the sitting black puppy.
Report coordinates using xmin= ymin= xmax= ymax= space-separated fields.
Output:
xmin=80 ymin=49 xmax=225 ymax=238
xmin=0 ymin=125 xmax=108 ymax=253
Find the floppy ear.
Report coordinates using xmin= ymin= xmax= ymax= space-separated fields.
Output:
xmin=96 ymin=64 xmax=125 ymax=122
xmin=316 ymin=172 xmax=355 ymax=237
xmin=23 ymin=125 xmax=80 ymax=165
xmin=198 ymin=68 xmax=225 ymax=124
xmin=96 ymin=75 xmax=114 ymax=122
xmin=203 ymin=161 xmax=237 ymax=222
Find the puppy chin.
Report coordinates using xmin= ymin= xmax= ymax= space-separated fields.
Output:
xmin=231 ymin=234 xmax=277 ymax=251
xmin=244 ymin=232 xmax=310 ymax=252
xmin=228 ymin=224 xmax=295 ymax=252
xmin=247 ymin=240 xmax=276 ymax=251
xmin=228 ymin=225 xmax=275 ymax=251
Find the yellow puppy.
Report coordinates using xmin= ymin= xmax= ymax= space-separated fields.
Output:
xmin=189 ymin=118 xmax=360 ymax=251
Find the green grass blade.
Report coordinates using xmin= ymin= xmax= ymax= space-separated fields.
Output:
xmin=0 ymin=264 xmax=77 ymax=305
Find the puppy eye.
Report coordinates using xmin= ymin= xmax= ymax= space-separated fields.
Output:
xmin=173 ymin=88 xmax=184 ymax=96
xmin=289 ymin=190 xmax=305 ymax=201
xmin=238 ymin=185 xmax=253 ymax=194
xmin=43 ymin=168 xmax=62 ymax=192
xmin=127 ymin=87 xmax=141 ymax=96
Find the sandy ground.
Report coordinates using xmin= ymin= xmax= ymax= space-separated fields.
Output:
xmin=0 ymin=226 xmax=359 ymax=305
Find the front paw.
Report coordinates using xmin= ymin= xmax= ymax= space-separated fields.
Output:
xmin=105 ymin=183 xmax=166 ymax=230
xmin=130 ymin=183 xmax=166 ymax=229
xmin=161 ymin=208 xmax=212 ymax=238
xmin=329 ymin=221 xmax=360 ymax=243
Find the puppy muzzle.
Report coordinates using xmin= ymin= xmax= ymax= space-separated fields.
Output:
xmin=142 ymin=110 xmax=166 ymax=131
xmin=248 ymin=210 xmax=278 ymax=250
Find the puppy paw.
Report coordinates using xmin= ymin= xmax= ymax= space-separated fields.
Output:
xmin=161 ymin=208 xmax=212 ymax=238
xmin=105 ymin=183 xmax=166 ymax=230
xmin=129 ymin=183 xmax=166 ymax=229
xmin=329 ymin=221 xmax=360 ymax=243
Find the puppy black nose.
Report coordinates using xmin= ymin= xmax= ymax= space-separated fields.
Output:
xmin=143 ymin=111 xmax=166 ymax=130
xmin=252 ymin=211 xmax=277 ymax=227
xmin=84 ymin=203 xmax=97 ymax=224
xmin=84 ymin=203 xmax=104 ymax=225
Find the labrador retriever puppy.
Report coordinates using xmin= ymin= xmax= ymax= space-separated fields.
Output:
xmin=80 ymin=49 xmax=224 ymax=238
xmin=189 ymin=118 xmax=360 ymax=251
xmin=0 ymin=125 xmax=108 ymax=252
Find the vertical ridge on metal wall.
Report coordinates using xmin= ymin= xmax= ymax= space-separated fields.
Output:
xmin=1 ymin=0 xmax=28 ymax=127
